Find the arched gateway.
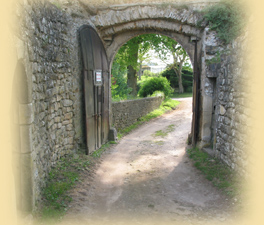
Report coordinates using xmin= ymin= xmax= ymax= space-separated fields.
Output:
xmin=13 ymin=0 xmax=248 ymax=213
xmin=84 ymin=4 xmax=206 ymax=148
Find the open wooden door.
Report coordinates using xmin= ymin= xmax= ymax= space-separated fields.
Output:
xmin=80 ymin=25 xmax=110 ymax=154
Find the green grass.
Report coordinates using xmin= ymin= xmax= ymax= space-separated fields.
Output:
xmin=91 ymin=143 xmax=110 ymax=158
xmin=153 ymin=124 xmax=175 ymax=138
xmin=171 ymin=92 xmax=193 ymax=98
xmin=187 ymin=147 xmax=240 ymax=197
xmin=117 ymin=98 xmax=179 ymax=139
xmin=37 ymin=142 xmax=116 ymax=222
xmin=38 ymin=155 xmax=90 ymax=222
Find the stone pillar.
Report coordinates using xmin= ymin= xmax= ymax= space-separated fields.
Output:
xmin=12 ymin=51 xmax=34 ymax=212
xmin=18 ymin=103 xmax=34 ymax=211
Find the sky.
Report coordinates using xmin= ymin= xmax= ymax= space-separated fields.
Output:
xmin=142 ymin=49 xmax=192 ymax=69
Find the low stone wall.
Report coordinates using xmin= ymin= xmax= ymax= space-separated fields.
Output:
xmin=112 ymin=96 xmax=163 ymax=132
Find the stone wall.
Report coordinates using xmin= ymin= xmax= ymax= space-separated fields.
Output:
xmin=13 ymin=0 xmax=95 ymax=209
xmin=202 ymin=27 xmax=251 ymax=175
xmin=112 ymin=97 xmax=163 ymax=132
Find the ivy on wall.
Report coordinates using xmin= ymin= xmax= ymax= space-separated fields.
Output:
xmin=203 ymin=0 xmax=247 ymax=44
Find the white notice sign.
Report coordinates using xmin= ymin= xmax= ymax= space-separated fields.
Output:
xmin=94 ymin=70 xmax=103 ymax=86
xmin=96 ymin=71 xmax=102 ymax=82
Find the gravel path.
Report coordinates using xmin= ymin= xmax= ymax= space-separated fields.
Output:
xmin=60 ymin=98 xmax=236 ymax=225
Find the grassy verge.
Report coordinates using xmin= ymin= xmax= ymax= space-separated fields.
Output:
xmin=117 ymin=98 xmax=179 ymax=139
xmin=171 ymin=92 xmax=193 ymax=98
xmin=187 ymin=147 xmax=240 ymax=198
xmin=36 ymin=143 xmax=116 ymax=223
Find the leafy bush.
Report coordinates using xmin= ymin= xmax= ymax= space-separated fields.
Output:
xmin=151 ymin=91 xmax=165 ymax=98
xmin=138 ymin=77 xmax=173 ymax=97
xmin=203 ymin=0 xmax=246 ymax=44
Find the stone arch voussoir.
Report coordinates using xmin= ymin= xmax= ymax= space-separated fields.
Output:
xmin=90 ymin=5 xmax=205 ymax=66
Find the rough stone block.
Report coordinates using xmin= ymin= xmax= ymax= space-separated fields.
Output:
xmin=219 ymin=105 xmax=226 ymax=115
xmin=65 ymin=112 xmax=73 ymax=119
xmin=66 ymin=124 xmax=73 ymax=131
xmin=108 ymin=127 xmax=117 ymax=141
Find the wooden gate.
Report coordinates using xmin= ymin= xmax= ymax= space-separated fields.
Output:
xmin=191 ymin=38 xmax=200 ymax=146
xmin=80 ymin=25 xmax=109 ymax=154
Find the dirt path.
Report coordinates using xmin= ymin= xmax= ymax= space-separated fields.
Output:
xmin=61 ymin=98 xmax=236 ymax=225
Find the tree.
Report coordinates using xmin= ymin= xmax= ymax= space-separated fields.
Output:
xmin=162 ymin=65 xmax=193 ymax=92
xmin=111 ymin=57 xmax=131 ymax=100
xmin=144 ymin=34 xmax=190 ymax=94
xmin=111 ymin=34 xmax=190 ymax=97
xmin=117 ymin=36 xmax=151 ymax=97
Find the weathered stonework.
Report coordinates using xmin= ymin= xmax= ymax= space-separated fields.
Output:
xmin=112 ymin=96 xmax=163 ymax=131
xmin=13 ymin=0 xmax=95 ymax=209
xmin=11 ymin=0 xmax=250 ymax=212
xmin=202 ymin=26 xmax=251 ymax=175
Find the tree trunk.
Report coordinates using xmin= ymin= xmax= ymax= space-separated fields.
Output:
xmin=173 ymin=67 xmax=184 ymax=94
xmin=178 ymin=72 xmax=184 ymax=94
xmin=127 ymin=44 xmax=139 ymax=97
xmin=127 ymin=65 xmax=138 ymax=97
xmin=138 ymin=60 xmax=142 ymax=80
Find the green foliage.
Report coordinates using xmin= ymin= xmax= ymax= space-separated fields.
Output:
xmin=91 ymin=143 xmax=110 ymax=158
xmin=38 ymin=141 xmax=117 ymax=222
xmin=205 ymin=49 xmax=231 ymax=65
xmin=118 ymin=98 xmax=179 ymax=139
xmin=111 ymin=35 xmax=154 ymax=99
xmin=111 ymin=54 xmax=132 ymax=101
xmin=111 ymin=33 xmax=191 ymax=99
xmin=187 ymin=147 xmax=239 ymax=197
xmin=138 ymin=77 xmax=173 ymax=98
xmin=142 ymin=70 xmax=161 ymax=77
xmin=39 ymin=154 xmax=91 ymax=221
xmin=205 ymin=51 xmax=222 ymax=65
xmin=203 ymin=0 xmax=246 ymax=44
xmin=137 ymin=71 xmax=162 ymax=93
xmin=118 ymin=36 xmax=152 ymax=72
xmin=161 ymin=98 xmax=178 ymax=109
xmin=162 ymin=65 xmax=193 ymax=90
xmin=151 ymin=91 xmax=165 ymax=98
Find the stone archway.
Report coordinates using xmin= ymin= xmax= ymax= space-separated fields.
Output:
xmin=89 ymin=4 xmax=206 ymax=145
xmin=14 ymin=0 xmax=249 ymax=213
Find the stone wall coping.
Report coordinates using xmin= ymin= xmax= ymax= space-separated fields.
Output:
xmin=94 ymin=0 xmax=220 ymax=9
xmin=112 ymin=96 xmax=164 ymax=105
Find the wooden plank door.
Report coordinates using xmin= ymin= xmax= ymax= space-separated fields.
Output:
xmin=80 ymin=25 xmax=109 ymax=154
